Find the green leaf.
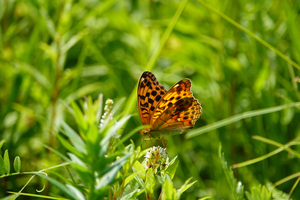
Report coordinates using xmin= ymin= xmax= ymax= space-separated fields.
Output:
xmin=133 ymin=160 xmax=146 ymax=189
xmin=124 ymin=172 xmax=138 ymax=186
xmin=145 ymin=168 xmax=155 ymax=194
xmin=66 ymin=184 xmax=85 ymax=200
xmin=198 ymin=197 xmax=213 ymax=200
xmin=120 ymin=189 xmax=142 ymax=200
xmin=39 ymin=8 xmax=56 ymax=38
xmin=68 ymin=153 xmax=88 ymax=169
xmin=0 ymin=155 xmax=6 ymax=175
xmin=13 ymin=156 xmax=21 ymax=173
xmin=0 ymin=139 xmax=6 ymax=150
xmin=43 ymin=144 xmax=70 ymax=162
xmin=96 ymin=153 xmax=130 ymax=189
xmin=99 ymin=115 xmax=131 ymax=157
xmin=133 ymin=160 xmax=145 ymax=174
xmin=70 ymin=101 xmax=88 ymax=134
xmin=56 ymin=134 xmax=86 ymax=162
xmin=176 ymin=177 xmax=197 ymax=199
xmin=86 ymin=95 xmax=95 ymax=126
xmin=166 ymin=156 xmax=179 ymax=180
xmin=6 ymin=191 xmax=70 ymax=199
xmin=4 ymin=150 xmax=10 ymax=174
xmin=60 ymin=119 xmax=86 ymax=154
xmin=66 ymin=83 xmax=103 ymax=104
xmin=219 ymin=144 xmax=245 ymax=200
xmin=162 ymin=179 xmax=175 ymax=200
xmin=36 ymin=173 xmax=78 ymax=200
xmin=62 ymin=30 xmax=88 ymax=54
xmin=70 ymin=163 xmax=93 ymax=187
xmin=266 ymin=182 xmax=289 ymax=199
xmin=95 ymin=152 xmax=123 ymax=172
xmin=245 ymin=184 xmax=272 ymax=200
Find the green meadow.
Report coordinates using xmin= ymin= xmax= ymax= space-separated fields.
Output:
xmin=1 ymin=0 xmax=300 ymax=199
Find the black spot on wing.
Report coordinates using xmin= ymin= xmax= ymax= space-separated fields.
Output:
xmin=155 ymin=95 xmax=161 ymax=102
xmin=148 ymin=98 xmax=154 ymax=104
xmin=139 ymin=95 xmax=145 ymax=100
xmin=140 ymin=102 xmax=149 ymax=107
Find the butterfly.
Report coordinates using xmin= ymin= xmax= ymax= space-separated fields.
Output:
xmin=137 ymin=71 xmax=201 ymax=140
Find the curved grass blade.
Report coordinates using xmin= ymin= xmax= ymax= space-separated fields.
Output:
xmin=232 ymin=136 xmax=300 ymax=168
xmin=186 ymin=102 xmax=300 ymax=138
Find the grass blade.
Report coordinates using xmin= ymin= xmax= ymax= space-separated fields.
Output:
xmin=186 ymin=102 xmax=300 ymax=138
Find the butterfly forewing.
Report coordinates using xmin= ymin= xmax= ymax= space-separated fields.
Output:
xmin=151 ymin=78 xmax=201 ymax=133
xmin=137 ymin=71 xmax=167 ymax=125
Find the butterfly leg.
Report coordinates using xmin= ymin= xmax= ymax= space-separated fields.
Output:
xmin=160 ymin=138 xmax=168 ymax=148
xmin=141 ymin=137 xmax=150 ymax=149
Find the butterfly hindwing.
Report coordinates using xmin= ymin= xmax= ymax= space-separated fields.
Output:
xmin=151 ymin=78 xmax=201 ymax=134
xmin=137 ymin=71 xmax=167 ymax=125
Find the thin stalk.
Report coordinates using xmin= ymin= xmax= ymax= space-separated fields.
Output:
xmin=288 ymin=176 xmax=300 ymax=200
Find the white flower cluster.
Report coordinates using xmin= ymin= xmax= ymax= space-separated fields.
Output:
xmin=144 ymin=146 xmax=168 ymax=172
xmin=99 ymin=99 xmax=114 ymax=127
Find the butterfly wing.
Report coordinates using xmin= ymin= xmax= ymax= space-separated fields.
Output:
xmin=151 ymin=78 xmax=201 ymax=135
xmin=137 ymin=71 xmax=167 ymax=125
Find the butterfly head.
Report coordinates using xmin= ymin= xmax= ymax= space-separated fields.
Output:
xmin=139 ymin=128 xmax=151 ymax=136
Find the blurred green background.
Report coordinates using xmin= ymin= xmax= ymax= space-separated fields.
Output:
xmin=1 ymin=0 xmax=300 ymax=199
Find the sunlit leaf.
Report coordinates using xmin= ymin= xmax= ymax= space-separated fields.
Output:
xmin=4 ymin=150 xmax=10 ymax=174
xmin=13 ymin=156 xmax=21 ymax=173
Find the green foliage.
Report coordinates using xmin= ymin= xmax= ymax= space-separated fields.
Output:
xmin=13 ymin=156 xmax=21 ymax=173
xmin=245 ymin=184 xmax=272 ymax=200
xmin=219 ymin=145 xmax=245 ymax=200
xmin=0 ymin=148 xmax=22 ymax=176
xmin=1 ymin=0 xmax=300 ymax=199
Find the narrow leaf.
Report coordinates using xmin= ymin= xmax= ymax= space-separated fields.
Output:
xmin=162 ymin=179 xmax=175 ymax=200
xmin=120 ymin=189 xmax=142 ymax=200
xmin=176 ymin=177 xmax=197 ymax=199
xmin=4 ymin=150 xmax=10 ymax=174
xmin=14 ymin=156 xmax=21 ymax=172
xmin=0 ymin=139 xmax=6 ymax=150
xmin=99 ymin=115 xmax=131 ymax=157
xmin=36 ymin=173 xmax=78 ymax=200
xmin=166 ymin=156 xmax=179 ymax=180
xmin=66 ymin=184 xmax=86 ymax=200
xmin=187 ymin=102 xmax=300 ymax=138
xmin=124 ymin=172 xmax=138 ymax=186
xmin=60 ymin=119 xmax=86 ymax=154
xmin=96 ymin=153 xmax=130 ymax=189
xmin=219 ymin=144 xmax=245 ymax=200
xmin=0 ymin=155 xmax=6 ymax=175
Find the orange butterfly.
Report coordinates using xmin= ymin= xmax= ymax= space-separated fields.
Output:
xmin=137 ymin=71 xmax=201 ymax=140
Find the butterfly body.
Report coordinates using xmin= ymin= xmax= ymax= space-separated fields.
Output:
xmin=137 ymin=71 xmax=201 ymax=139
